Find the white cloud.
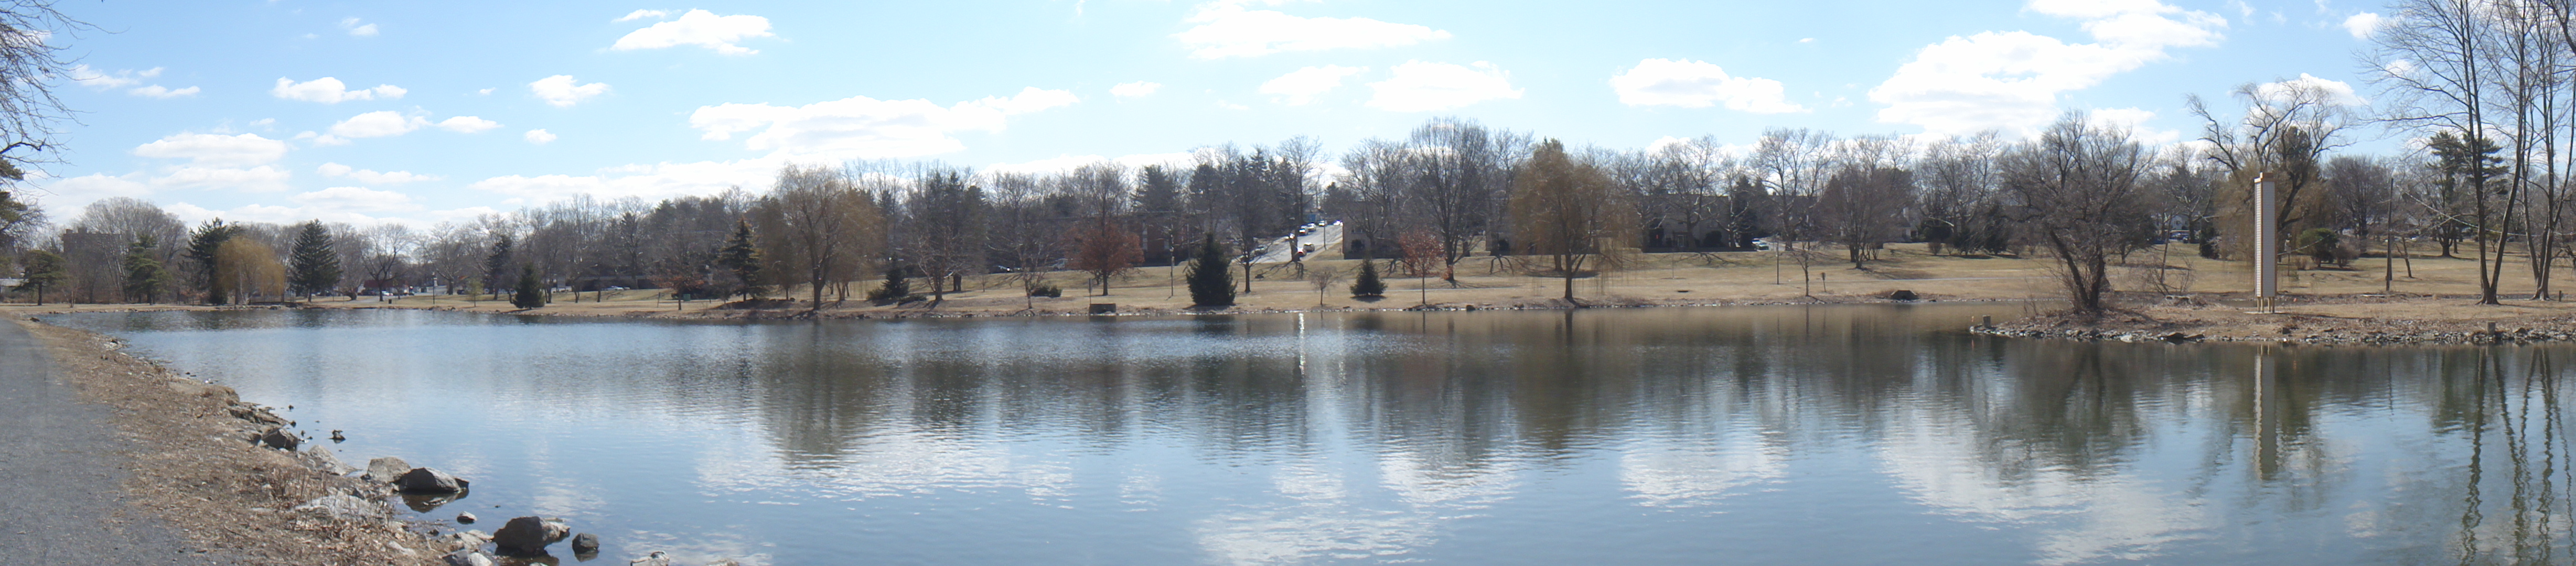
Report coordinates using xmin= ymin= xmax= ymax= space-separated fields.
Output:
xmin=688 ymin=86 xmax=1079 ymax=158
xmin=984 ymin=152 xmax=1198 ymax=175
xmin=2343 ymin=12 xmax=2384 ymax=39
xmin=1111 ymin=81 xmax=1164 ymax=99
xmin=1610 ymin=58 xmax=1804 ymax=114
xmin=341 ymin=17 xmax=379 ymax=37
xmin=293 ymin=131 xmax=353 ymax=147
xmin=2088 ymin=107 xmax=2181 ymax=146
xmin=2256 ymin=73 xmax=2367 ymax=106
xmin=318 ymin=162 xmax=440 ymax=184
xmin=132 ymin=133 xmax=289 ymax=167
xmin=1260 ymin=65 xmax=1365 ymax=105
xmin=163 ymin=201 xmax=446 ymax=227
xmin=611 ymin=9 xmax=772 ymax=55
xmin=151 ymin=165 xmax=294 ymax=193
xmin=615 ymin=9 xmax=670 ymax=22
xmin=1366 ymin=61 xmax=1522 ymax=112
xmin=68 ymin=64 xmax=159 ymax=90
xmin=290 ymin=186 xmax=421 ymax=213
xmin=467 ymin=158 xmax=785 ymax=204
xmin=128 ymin=85 xmax=199 ymax=99
xmin=328 ymin=111 xmax=430 ymax=138
xmin=45 ymin=173 xmax=153 ymax=202
xmin=1869 ymin=0 xmax=2227 ymax=136
xmin=529 ymin=75 xmax=610 ymax=107
xmin=1174 ymin=3 xmax=1451 ymax=59
xmin=435 ymin=116 xmax=502 ymax=133
xmin=272 ymin=77 xmax=406 ymax=103
xmin=524 ymin=129 xmax=558 ymax=145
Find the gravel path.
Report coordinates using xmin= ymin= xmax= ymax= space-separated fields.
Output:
xmin=0 ymin=320 xmax=234 ymax=564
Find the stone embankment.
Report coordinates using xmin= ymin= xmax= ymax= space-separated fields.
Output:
xmin=23 ymin=319 xmax=753 ymax=566
xmin=1969 ymin=296 xmax=2576 ymax=346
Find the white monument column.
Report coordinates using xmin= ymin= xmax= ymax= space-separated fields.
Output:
xmin=2253 ymin=172 xmax=2278 ymax=312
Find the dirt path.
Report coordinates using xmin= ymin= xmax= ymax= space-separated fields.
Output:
xmin=0 ymin=319 xmax=237 ymax=564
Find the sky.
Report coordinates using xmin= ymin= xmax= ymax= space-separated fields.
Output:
xmin=19 ymin=0 xmax=2390 ymax=227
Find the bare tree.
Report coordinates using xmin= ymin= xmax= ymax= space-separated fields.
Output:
xmin=2003 ymin=113 xmax=2156 ymax=315
xmin=750 ymin=164 xmax=884 ymax=313
xmin=2371 ymin=0 xmax=2507 ymax=303
xmin=1508 ymin=139 xmax=1633 ymax=302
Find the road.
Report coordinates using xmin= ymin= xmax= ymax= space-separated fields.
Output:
xmin=0 ymin=320 xmax=234 ymax=564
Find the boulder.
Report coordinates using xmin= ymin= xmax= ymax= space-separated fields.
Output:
xmin=364 ymin=456 xmax=411 ymax=482
xmin=570 ymin=532 xmax=600 ymax=554
xmin=1884 ymin=289 xmax=1919 ymax=301
xmin=491 ymin=516 xmax=570 ymax=556
xmin=259 ymin=428 xmax=300 ymax=451
xmin=289 ymin=494 xmax=390 ymax=521
xmin=432 ymin=529 xmax=490 ymax=552
xmin=456 ymin=511 xmax=477 ymax=524
xmin=395 ymin=467 xmax=468 ymax=494
xmin=298 ymin=445 xmax=356 ymax=475
xmin=628 ymin=551 xmax=670 ymax=566
xmin=441 ymin=549 xmax=495 ymax=566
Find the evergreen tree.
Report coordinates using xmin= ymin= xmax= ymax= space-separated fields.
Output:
xmin=483 ymin=233 xmax=515 ymax=300
xmin=15 ymin=248 xmax=64 ymax=305
xmin=122 ymin=235 xmax=169 ymax=303
xmin=1186 ymin=234 xmax=1235 ymax=307
xmin=1349 ymin=259 xmax=1386 ymax=298
xmin=287 ymin=221 xmax=341 ymax=299
xmin=511 ymin=264 xmax=545 ymax=309
xmin=184 ymin=219 xmax=235 ymax=304
xmin=716 ymin=219 xmax=764 ymax=298
xmin=868 ymin=261 xmax=911 ymax=302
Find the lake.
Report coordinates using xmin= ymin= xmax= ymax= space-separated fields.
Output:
xmin=46 ymin=304 xmax=2574 ymax=565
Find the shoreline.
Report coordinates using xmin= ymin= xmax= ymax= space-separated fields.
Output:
xmin=1973 ymin=293 xmax=2576 ymax=345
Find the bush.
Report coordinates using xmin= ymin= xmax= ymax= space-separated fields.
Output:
xmin=1026 ymin=282 xmax=1062 ymax=297
xmin=2295 ymin=228 xmax=2343 ymax=266
xmin=1349 ymin=260 xmax=1386 ymax=298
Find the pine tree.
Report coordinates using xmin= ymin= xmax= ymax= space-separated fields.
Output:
xmin=512 ymin=264 xmax=545 ymax=309
xmin=1349 ymin=259 xmax=1385 ymax=298
xmin=122 ymin=235 xmax=169 ymax=303
xmin=15 ymin=248 xmax=65 ymax=305
xmin=1186 ymin=234 xmax=1235 ymax=307
xmin=184 ymin=220 xmax=235 ymax=304
xmin=484 ymin=234 xmax=516 ymax=300
xmin=287 ymin=221 xmax=341 ymax=299
xmin=868 ymin=262 xmax=910 ymax=302
xmin=716 ymin=219 xmax=764 ymax=299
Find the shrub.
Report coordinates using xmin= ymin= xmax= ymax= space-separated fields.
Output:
xmin=1349 ymin=260 xmax=1386 ymax=298
xmin=1026 ymin=282 xmax=1062 ymax=297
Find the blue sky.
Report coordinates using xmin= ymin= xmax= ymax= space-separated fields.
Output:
xmin=24 ymin=0 xmax=2386 ymax=226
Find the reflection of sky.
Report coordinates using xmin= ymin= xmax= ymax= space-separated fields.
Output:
xmin=47 ymin=308 xmax=2576 ymax=565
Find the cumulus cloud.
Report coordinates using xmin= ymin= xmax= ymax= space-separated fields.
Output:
xmin=128 ymin=85 xmax=200 ymax=99
xmin=273 ymin=77 xmax=406 ymax=103
xmin=524 ymin=129 xmax=558 ymax=145
xmin=1174 ymin=3 xmax=1451 ymax=59
xmin=688 ymin=86 xmax=1078 ymax=158
xmin=132 ymin=133 xmax=289 ymax=167
xmin=1610 ymin=58 xmax=1803 ymax=114
xmin=611 ymin=9 xmax=773 ymax=55
xmin=341 ymin=17 xmax=378 ymax=37
xmin=529 ymin=75 xmax=610 ymax=107
xmin=293 ymin=131 xmax=353 ymax=147
xmin=1366 ymin=61 xmax=1521 ymax=112
xmin=1111 ymin=81 xmax=1164 ymax=99
xmin=1261 ymin=65 xmax=1366 ymax=105
xmin=1869 ymin=0 xmax=2227 ymax=136
xmin=2344 ymin=12 xmax=2385 ymax=39
xmin=318 ymin=162 xmax=441 ymax=184
xmin=2255 ymin=73 xmax=2367 ymax=106
xmin=615 ymin=9 xmax=670 ymax=22
xmin=328 ymin=111 xmax=429 ymax=138
xmin=68 ymin=64 xmax=159 ymax=89
xmin=2087 ymin=107 xmax=2181 ymax=146
xmin=45 ymin=173 xmax=153 ymax=202
xmin=435 ymin=116 xmax=502 ymax=133
xmin=151 ymin=165 xmax=295 ymax=193
xmin=467 ymin=158 xmax=786 ymax=204
xmin=290 ymin=186 xmax=420 ymax=213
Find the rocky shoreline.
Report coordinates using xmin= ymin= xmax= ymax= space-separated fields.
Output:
xmin=1969 ymin=295 xmax=2576 ymax=346
xmin=18 ymin=319 xmax=753 ymax=566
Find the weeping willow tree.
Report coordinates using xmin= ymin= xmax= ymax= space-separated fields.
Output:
xmin=1508 ymin=139 xmax=1634 ymax=302
xmin=212 ymin=238 xmax=284 ymax=304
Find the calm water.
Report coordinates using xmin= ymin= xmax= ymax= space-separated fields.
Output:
xmin=44 ymin=305 xmax=2576 ymax=565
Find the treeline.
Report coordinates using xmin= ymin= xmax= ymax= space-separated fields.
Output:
xmin=0 ymin=94 xmax=2481 ymax=313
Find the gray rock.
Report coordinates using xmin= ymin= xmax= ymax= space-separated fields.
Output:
xmin=570 ymin=532 xmax=600 ymax=554
xmin=365 ymin=456 xmax=410 ymax=482
xmin=441 ymin=549 xmax=495 ymax=566
xmin=432 ymin=529 xmax=490 ymax=552
xmin=395 ymin=467 xmax=467 ymax=494
xmin=289 ymin=494 xmax=390 ymax=521
xmin=490 ymin=516 xmax=570 ymax=556
xmin=627 ymin=551 xmax=670 ymax=566
xmin=456 ymin=511 xmax=476 ymax=524
xmin=298 ymin=445 xmax=356 ymax=474
xmin=706 ymin=559 xmax=741 ymax=566
xmin=259 ymin=428 xmax=300 ymax=451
